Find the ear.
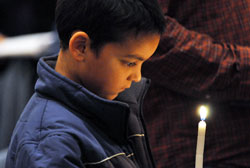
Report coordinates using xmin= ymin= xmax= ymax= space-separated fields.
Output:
xmin=69 ymin=31 xmax=90 ymax=61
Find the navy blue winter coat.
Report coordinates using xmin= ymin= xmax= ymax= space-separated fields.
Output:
xmin=5 ymin=56 xmax=155 ymax=168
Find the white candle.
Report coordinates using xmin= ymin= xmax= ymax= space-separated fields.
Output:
xmin=195 ymin=105 xmax=208 ymax=168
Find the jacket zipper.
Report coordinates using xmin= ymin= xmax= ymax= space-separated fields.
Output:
xmin=138 ymin=79 xmax=156 ymax=168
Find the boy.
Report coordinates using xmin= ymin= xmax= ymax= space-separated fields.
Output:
xmin=5 ymin=0 xmax=165 ymax=167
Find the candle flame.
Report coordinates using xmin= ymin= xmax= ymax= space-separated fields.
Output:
xmin=198 ymin=105 xmax=208 ymax=121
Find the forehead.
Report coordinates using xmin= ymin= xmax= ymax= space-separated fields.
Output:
xmin=96 ymin=32 xmax=160 ymax=62
xmin=118 ymin=33 xmax=160 ymax=54
xmin=120 ymin=32 xmax=160 ymax=44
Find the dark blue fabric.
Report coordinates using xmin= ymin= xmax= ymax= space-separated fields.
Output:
xmin=5 ymin=56 xmax=153 ymax=168
xmin=0 ymin=31 xmax=59 ymax=151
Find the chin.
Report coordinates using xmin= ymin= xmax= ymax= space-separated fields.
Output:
xmin=105 ymin=94 xmax=118 ymax=100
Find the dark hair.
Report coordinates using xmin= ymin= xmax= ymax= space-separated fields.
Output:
xmin=55 ymin=0 xmax=165 ymax=52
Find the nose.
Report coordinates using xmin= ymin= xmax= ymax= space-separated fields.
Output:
xmin=127 ymin=68 xmax=141 ymax=83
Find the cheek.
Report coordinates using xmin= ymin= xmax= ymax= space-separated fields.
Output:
xmin=95 ymin=59 xmax=128 ymax=89
xmin=104 ymin=71 xmax=123 ymax=86
xmin=103 ymin=70 xmax=127 ymax=90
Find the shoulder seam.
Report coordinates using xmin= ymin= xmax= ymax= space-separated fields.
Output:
xmin=39 ymin=99 xmax=49 ymax=141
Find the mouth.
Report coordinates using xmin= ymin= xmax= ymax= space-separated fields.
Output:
xmin=120 ymin=87 xmax=129 ymax=92
xmin=120 ymin=85 xmax=131 ymax=92
xmin=120 ymin=88 xmax=126 ymax=92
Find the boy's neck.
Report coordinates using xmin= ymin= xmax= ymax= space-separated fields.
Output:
xmin=55 ymin=49 xmax=76 ymax=82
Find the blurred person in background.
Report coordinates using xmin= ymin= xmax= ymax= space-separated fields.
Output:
xmin=142 ymin=0 xmax=250 ymax=167
xmin=0 ymin=0 xmax=57 ymax=151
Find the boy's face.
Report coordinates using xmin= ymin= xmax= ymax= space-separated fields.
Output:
xmin=79 ymin=33 xmax=160 ymax=100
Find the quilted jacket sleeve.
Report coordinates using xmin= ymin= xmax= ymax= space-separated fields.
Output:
xmin=14 ymin=133 xmax=85 ymax=168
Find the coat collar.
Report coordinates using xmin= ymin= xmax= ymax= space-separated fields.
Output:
xmin=35 ymin=56 xmax=149 ymax=144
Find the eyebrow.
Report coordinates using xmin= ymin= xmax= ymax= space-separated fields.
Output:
xmin=124 ymin=54 xmax=144 ymax=61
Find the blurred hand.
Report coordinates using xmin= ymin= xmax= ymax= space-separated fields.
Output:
xmin=0 ymin=33 xmax=6 ymax=42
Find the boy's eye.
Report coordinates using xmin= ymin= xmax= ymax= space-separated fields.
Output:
xmin=127 ymin=62 xmax=137 ymax=67
xmin=121 ymin=60 xmax=137 ymax=67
